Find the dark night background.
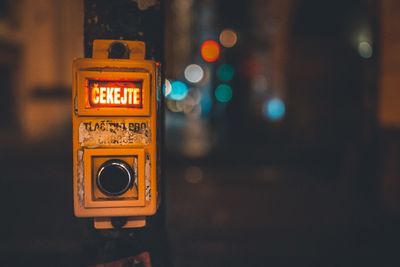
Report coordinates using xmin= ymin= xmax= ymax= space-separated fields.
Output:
xmin=1 ymin=0 xmax=400 ymax=266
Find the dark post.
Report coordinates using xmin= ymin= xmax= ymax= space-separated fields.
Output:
xmin=82 ymin=1 xmax=171 ymax=266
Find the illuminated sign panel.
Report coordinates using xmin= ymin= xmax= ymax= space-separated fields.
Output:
xmin=87 ymin=79 xmax=143 ymax=108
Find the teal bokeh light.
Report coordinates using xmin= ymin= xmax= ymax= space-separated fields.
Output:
xmin=215 ymin=84 xmax=233 ymax=103
xmin=217 ymin=64 xmax=235 ymax=82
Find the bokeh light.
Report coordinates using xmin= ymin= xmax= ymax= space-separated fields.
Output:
xmin=252 ymin=75 xmax=268 ymax=94
xmin=201 ymin=40 xmax=221 ymax=63
xmin=184 ymin=166 xmax=203 ymax=184
xmin=263 ymin=98 xmax=285 ymax=121
xmin=215 ymin=84 xmax=233 ymax=103
xmin=184 ymin=64 xmax=204 ymax=83
xmin=169 ymin=80 xmax=189 ymax=101
xmin=163 ymin=79 xmax=172 ymax=97
xmin=200 ymin=92 xmax=212 ymax=117
xmin=166 ymin=99 xmax=182 ymax=112
xmin=182 ymin=95 xmax=196 ymax=114
xmin=358 ymin=41 xmax=373 ymax=59
xmin=219 ymin=29 xmax=238 ymax=48
xmin=217 ymin=64 xmax=234 ymax=82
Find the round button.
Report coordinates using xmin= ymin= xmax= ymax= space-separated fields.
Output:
xmin=96 ymin=160 xmax=134 ymax=196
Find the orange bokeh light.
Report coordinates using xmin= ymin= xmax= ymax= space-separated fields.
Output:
xmin=219 ymin=29 xmax=238 ymax=48
xmin=200 ymin=40 xmax=221 ymax=63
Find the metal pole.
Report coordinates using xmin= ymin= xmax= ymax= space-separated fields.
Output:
xmin=82 ymin=1 xmax=171 ymax=266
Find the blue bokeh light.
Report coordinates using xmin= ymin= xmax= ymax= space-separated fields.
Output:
xmin=199 ymin=86 xmax=212 ymax=118
xmin=263 ymin=98 xmax=285 ymax=121
xmin=169 ymin=80 xmax=189 ymax=101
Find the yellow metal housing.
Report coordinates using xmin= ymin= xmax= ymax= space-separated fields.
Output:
xmin=72 ymin=40 xmax=159 ymax=228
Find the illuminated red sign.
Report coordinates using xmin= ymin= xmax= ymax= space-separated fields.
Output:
xmin=87 ymin=79 xmax=143 ymax=108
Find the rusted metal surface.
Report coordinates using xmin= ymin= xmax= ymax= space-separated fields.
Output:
xmin=78 ymin=120 xmax=151 ymax=146
xmin=77 ymin=149 xmax=85 ymax=207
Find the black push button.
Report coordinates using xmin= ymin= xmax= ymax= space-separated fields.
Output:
xmin=97 ymin=160 xmax=134 ymax=196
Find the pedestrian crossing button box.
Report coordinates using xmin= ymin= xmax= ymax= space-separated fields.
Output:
xmin=72 ymin=40 xmax=161 ymax=229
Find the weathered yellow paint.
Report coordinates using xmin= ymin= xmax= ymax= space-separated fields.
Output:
xmin=72 ymin=40 xmax=159 ymax=228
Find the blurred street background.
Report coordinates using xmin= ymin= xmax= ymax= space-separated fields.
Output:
xmin=1 ymin=0 xmax=400 ymax=266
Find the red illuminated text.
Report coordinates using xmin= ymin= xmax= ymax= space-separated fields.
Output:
xmin=87 ymin=80 xmax=143 ymax=108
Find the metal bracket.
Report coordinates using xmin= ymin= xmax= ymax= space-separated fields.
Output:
xmin=94 ymin=217 xmax=146 ymax=229
xmin=92 ymin=40 xmax=146 ymax=60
